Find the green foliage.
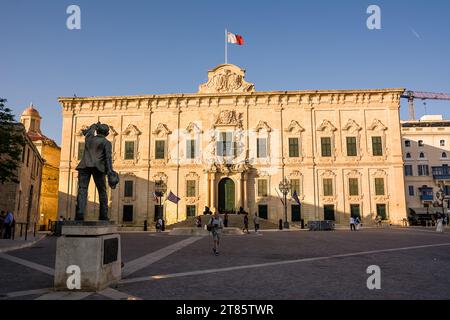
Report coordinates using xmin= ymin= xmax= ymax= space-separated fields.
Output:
xmin=0 ymin=98 xmax=26 ymax=184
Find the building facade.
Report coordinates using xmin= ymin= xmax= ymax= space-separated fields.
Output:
xmin=58 ymin=64 xmax=407 ymax=226
xmin=20 ymin=104 xmax=61 ymax=228
xmin=402 ymin=115 xmax=450 ymax=214
xmin=0 ymin=124 xmax=44 ymax=228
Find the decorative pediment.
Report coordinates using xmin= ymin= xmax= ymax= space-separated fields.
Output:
xmin=369 ymin=119 xmax=387 ymax=131
xmin=214 ymin=110 xmax=243 ymax=127
xmin=152 ymin=123 xmax=172 ymax=137
xmin=198 ymin=64 xmax=255 ymax=94
xmin=343 ymin=119 xmax=362 ymax=132
xmin=255 ymin=121 xmax=272 ymax=133
xmin=122 ymin=124 xmax=141 ymax=136
xmin=153 ymin=172 xmax=168 ymax=183
xmin=285 ymin=120 xmax=305 ymax=134
xmin=186 ymin=122 xmax=203 ymax=134
xmin=257 ymin=170 xmax=270 ymax=177
xmin=186 ymin=172 xmax=199 ymax=179
xmin=346 ymin=170 xmax=362 ymax=177
xmin=289 ymin=170 xmax=302 ymax=178
xmin=108 ymin=126 xmax=118 ymax=136
xmin=317 ymin=120 xmax=337 ymax=132
xmin=371 ymin=169 xmax=387 ymax=177
xmin=320 ymin=170 xmax=336 ymax=178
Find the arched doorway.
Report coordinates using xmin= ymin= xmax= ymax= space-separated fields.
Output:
xmin=218 ymin=178 xmax=235 ymax=213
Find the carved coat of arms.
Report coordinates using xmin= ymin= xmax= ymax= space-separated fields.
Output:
xmin=198 ymin=64 xmax=255 ymax=94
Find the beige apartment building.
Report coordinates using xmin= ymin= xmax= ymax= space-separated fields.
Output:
xmin=402 ymin=115 xmax=450 ymax=215
xmin=57 ymin=64 xmax=407 ymax=227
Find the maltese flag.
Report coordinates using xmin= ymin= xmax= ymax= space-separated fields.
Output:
xmin=227 ymin=32 xmax=244 ymax=45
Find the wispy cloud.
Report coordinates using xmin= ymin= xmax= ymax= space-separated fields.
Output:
xmin=410 ymin=27 xmax=421 ymax=39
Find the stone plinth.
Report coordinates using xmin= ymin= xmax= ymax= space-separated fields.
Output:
xmin=54 ymin=221 xmax=121 ymax=292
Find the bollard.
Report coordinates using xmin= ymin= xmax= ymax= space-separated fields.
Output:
xmin=301 ymin=219 xmax=305 ymax=229
xmin=144 ymin=220 xmax=148 ymax=231
xmin=279 ymin=219 xmax=283 ymax=230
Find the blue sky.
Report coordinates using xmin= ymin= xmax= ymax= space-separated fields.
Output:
xmin=1 ymin=0 xmax=449 ymax=145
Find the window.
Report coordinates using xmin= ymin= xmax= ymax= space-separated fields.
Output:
xmin=376 ymin=204 xmax=387 ymax=220
xmin=441 ymin=140 xmax=446 ymax=147
xmin=418 ymin=140 xmax=424 ymax=147
xmin=123 ymin=205 xmax=133 ymax=222
xmin=349 ymin=178 xmax=359 ymax=196
xmin=186 ymin=140 xmax=196 ymax=159
xmin=375 ymin=178 xmax=385 ymax=196
xmin=321 ymin=137 xmax=332 ymax=157
xmin=186 ymin=205 xmax=196 ymax=217
xmin=291 ymin=179 xmax=300 ymax=196
xmin=350 ymin=204 xmax=361 ymax=218
xmin=406 ymin=153 xmax=411 ymax=159
xmin=217 ymin=132 xmax=233 ymax=157
xmin=323 ymin=178 xmax=333 ymax=196
xmin=346 ymin=137 xmax=357 ymax=156
xmin=186 ymin=180 xmax=196 ymax=197
xmin=442 ymin=152 xmax=447 ymax=159
xmin=155 ymin=140 xmax=165 ymax=159
xmin=405 ymin=165 xmax=413 ymax=176
xmin=257 ymin=180 xmax=268 ymax=197
xmin=372 ymin=136 xmax=383 ymax=156
xmin=418 ymin=165 xmax=429 ymax=176
xmin=125 ymin=141 xmax=135 ymax=160
xmin=288 ymin=138 xmax=299 ymax=157
xmin=408 ymin=186 xmax=414 ymax=196
xmin=257 ymin=138 xmax=268 ymax=158
xmin=124 ymin=181 xmax=133 ymax=197
xmin=77 ymin=142 xmax=85 ymax=160
xmin=419 ymin=152 xmax=425 ymax=159
xmin=405 ymin=140 xmax=411 ymax=147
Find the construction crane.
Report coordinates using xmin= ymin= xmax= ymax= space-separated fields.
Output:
xmin=401 ymin=90 xmax=450 ymax=120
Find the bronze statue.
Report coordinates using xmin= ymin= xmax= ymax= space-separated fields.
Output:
xmin=75 ymin=122 xmax=119 ymax=221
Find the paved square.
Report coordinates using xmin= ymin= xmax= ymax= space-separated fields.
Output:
xmin=1 ymin=227 xmax=449 ymax=300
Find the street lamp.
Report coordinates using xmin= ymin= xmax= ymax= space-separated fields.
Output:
xmin=279 ymin=177 xmax=291 ymax=229
xmin=155 ymin=180 xmax=167 ymax=220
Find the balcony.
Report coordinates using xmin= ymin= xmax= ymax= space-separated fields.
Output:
xmin=432 ymin=167 xmax=450 ymax=180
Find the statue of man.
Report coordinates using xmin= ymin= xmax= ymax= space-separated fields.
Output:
xmin=75 ymin=122 xmax=119 ymax=221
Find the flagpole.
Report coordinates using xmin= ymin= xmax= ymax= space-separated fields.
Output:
xmin=225 ymin=28 xmax=228 ymax=64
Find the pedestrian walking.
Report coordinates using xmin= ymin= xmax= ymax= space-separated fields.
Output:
xmin=243 ymin=214 xmax=249 ymax=234
xmin=195 ymin=216 xmax=202 ymax=228
xmin=350 ymin=216 xmax=356 ymax=231
xmin=161 ymin=219 xmax=165 ymax=231
xmin=3 ymin=211 xmax=14 ymax=239
xmin=253 ymin=213 xmax=260 ymax=233
xmin=355 ymin=217 xmax=362 ymax=231
xmin=223 ymin=212 xmax=229 ymax=228
xmin=0 ymin=210 xmax=5 ymax=238
xmin=207 ymin=209 xmax=223 ymax=256
xmin=436 ymin=214 xmax=444 ymax=233
xmin=156 ymin=218 xmax=163 ymax=232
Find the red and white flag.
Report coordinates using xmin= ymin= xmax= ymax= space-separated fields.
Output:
xmin=227 ymin=32 xmax=244 ymax=45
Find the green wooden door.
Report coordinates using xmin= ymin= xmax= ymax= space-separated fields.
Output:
xmin=324 ymin=205 xmax=335 ymax=221
xmin=291 ymin=205 xmax=301 ymax=222
xmin=218 ymin=178 xmax=235 ymax=212
xmin=258 ymin=205 xmax=268 ymax=219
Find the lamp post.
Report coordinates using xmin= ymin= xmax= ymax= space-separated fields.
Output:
xmin=279 ymin=177 xmax=291 ymax=229
xmin=155 ymin=180 xmax=167 ymax=220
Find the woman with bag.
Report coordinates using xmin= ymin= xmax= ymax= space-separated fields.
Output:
xmin=208 ymin=209 xmax=223 ymax=256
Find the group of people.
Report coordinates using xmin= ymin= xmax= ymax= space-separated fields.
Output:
xmin=0 ymin=211 xmax=15 ymax=239
xmin=349 ymin=216 xmax=362 ymax=231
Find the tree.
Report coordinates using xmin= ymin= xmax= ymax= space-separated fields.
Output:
xmin=0 ymin=98 xmax=25 ymax=184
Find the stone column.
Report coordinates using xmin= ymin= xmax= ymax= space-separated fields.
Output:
xmin=210 ymin=172 xmax=216 ymax=210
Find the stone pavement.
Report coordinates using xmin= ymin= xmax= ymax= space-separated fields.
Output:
xmin=0 ymin=227 xmax=449 ymax=300
xmin=0 ymin=233 xmax=46 ymax=253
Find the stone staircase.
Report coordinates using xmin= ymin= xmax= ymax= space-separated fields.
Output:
xmin=166 ymin=214 xmax=279 ymax=230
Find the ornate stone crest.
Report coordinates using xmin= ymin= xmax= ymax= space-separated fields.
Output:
xmin=214 ymin=110 xmax=243 ymax=128
xmin=198 ymin=64 xmax=255 ymax=94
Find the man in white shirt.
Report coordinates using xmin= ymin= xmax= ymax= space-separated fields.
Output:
xmin=350 ymin=216 xmax=356 ymax=231
xmin=208 ymin=209 xmax=223 ymax=256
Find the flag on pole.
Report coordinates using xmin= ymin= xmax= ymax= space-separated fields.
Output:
xmin=167 ymin=191 xmax=180 ymax=204
xmin=152 ymin=192 xmax=158 ymax=202
xmin=275 ymin=188 xmax=285 ymax=206
xmin=292 ymin=191 xmax=301 ymax=206
xmin=227 ymin=31 xmax=245 ymax=45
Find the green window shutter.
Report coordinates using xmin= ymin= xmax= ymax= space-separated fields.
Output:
xmin=375 ymin=178 xmax=385 ymax=195
xmin=257 ymin=138 xmax=267 ymax=158
xmin=125 ymin=141 xmax=135 ymax=160
xmin=372 ymin=136 xmax=383 ymax=156
xmin=291 ymin=179 xmax=300 ymax=196
xmin=321 ymin=137 xmax=332 ymax=157
xmin=349 ymin=178 xmax=359 ymax=196
xmin=155 ymin=140 xmax=165 ymax=159
xmin=323 ymin=179 xmax=333 ymax=196
xmin=186 ymin=180 xmax=196 ymax=197
xmin=124 ymin=180 xmax=133 ymax=197
xmin=258 ymin=180 xmax=268 ymax=197
xmin=346 ymin=137 xmax=357 ymax=156
xmin=186 ymin=140 xmax=196 ymax=159
xmin=289 ymin=138 xmax=299 ymax=157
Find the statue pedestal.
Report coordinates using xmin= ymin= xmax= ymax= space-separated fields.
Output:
xmin=54 ymin=221 xmax=121 ymax=292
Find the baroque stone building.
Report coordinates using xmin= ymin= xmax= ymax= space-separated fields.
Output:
xmin=20 ymin=104 xmax=61 ymax=228
xmin=0 ymin=124 xmax=44 ymax=228
xmin=401 ymin=115 xmax=450 ymax=215
xmin=58 ymin=64 xmax=407 ymax=226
